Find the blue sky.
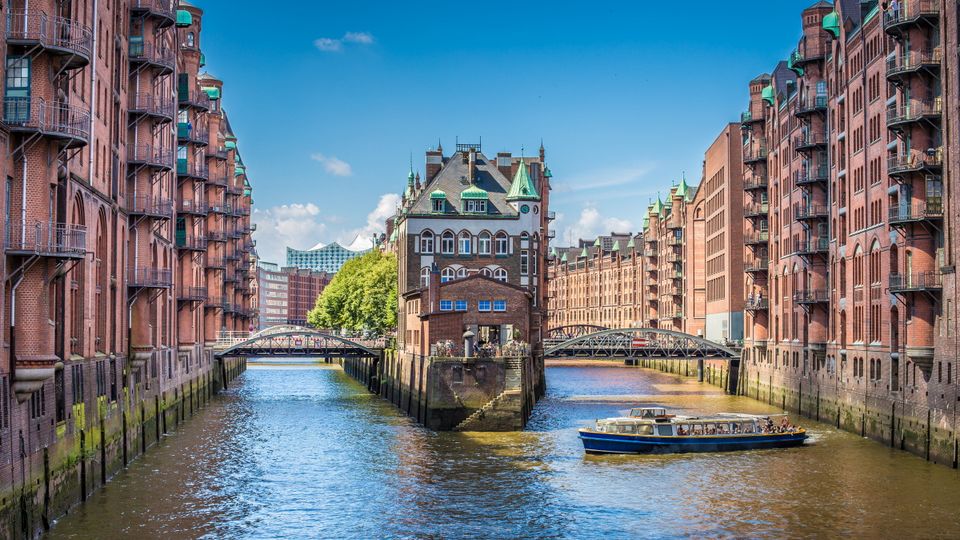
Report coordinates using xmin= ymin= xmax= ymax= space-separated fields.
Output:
xmin=199 ymin=0 xmax=820 ymax=264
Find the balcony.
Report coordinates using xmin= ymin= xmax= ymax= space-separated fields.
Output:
xmin=643 ymin=249 xmax=657 ymax=258
xmin=177 ymin=160 xmax=210 ymax=181
xmin=177 ymin=286 xmax=208 ymax=303
xmin=207 ymin=173 xmax=229 ymax=187
xmin=207 ymin=230 xmax=228 ymax=243
xmin=127 ymin=195 xmax=173 ymax=220
xmin=5 ymin=221 xmax=86 ymax=259
xmin=208 ymin=147 xmax=229 ymax=160
xmin=175 ymin=233 xmax=207 ymax=251
xmin=208 ymin=202 xmax=230 ymax=215
xmin=795 ymin=237 xmax=829 ymax=256
xmin=128 ymin=93 xmax=175 ymax=122
xmin=745 ymin=258 xmax=769 ymax=274
xmin=225 ymin=252 xmax=240 ymax=262
xmin=886 ymin=99 xmax=942 ymax=131
xmin=744 ymin=203 xmax=769 ymax=219
xmin=177 ymin=122 xmax=209 ymax=146
xmin=790 ymin=43 xmax=827 ymax=66
xmin=745 ymin=231 xmax=769 ymax=246
xmin=667 ymin=236 xmax=683 ymax=246
xmin=794 ymin=132 xmax=827 ymax=152
xmin=743 ymin=144 xmax=768 ymax=165
xmin=666 ymin=253 xmax=682 ymax=263
xmin=743 ymin=176 xmax=768 ymax=191
xmin=234 ymin=207 xmax=251 ymax=217
xmin=130 ymin=0 xmax=177 ymax=27
xmin=227 ymin=184 xmax=243 ymax=196
xmin=205 ymin=257 xmax=226 ymax=270
xmin=177 ymin=199 xmax=208 ymax=216
xmin=128 ymin=267 xmax=173 ymax=289
xmin=204 ymin=296 xmax=227 ymax=310
xmin=2 ymin=98 xmax=91 ymax=148
xmin=795 ymin=95 xmax=827 ymax=117
xmin=224 ymin=272 xmax=239 ymax=284
xmin=547 ymin=210 xmax=557 ymax=221
xmin=883 ymin=0 xmax=940 ymax=35
xmin=178 ymin=88 xmax=212 ymax=111
xmin=886 ymin=49 xmax=941 ymax=83
xmin=741 ymin=109 xmax=763 ymax=126
xmin=794 ymin=290 xmax=829 ymax=305
xmin=890 ymin=272 xmax=942 ymax=294
xmin=128 ymin=40 xmax=175 ymax=74
xmin=128 ymin=145 xmax=174 ymax=171
xmin=794 ymin=166 xmax=829 ymax=187
xmin=745 ymin=298 xmax=769 ymax=312
xmin=888 ymin=201 xmax=943 ymax=226
xmin=6 ymin=11 xmax=93 ymax=69
xmin=795 ymin=204 xmax=829 ymax=222
xmin=887 ymin=152 xmax=942 ymax=177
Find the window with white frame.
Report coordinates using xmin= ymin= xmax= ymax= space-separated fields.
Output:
xmin=493 ymin=300 xmax=506 ymax=312
xmin=439 ymin=300 xmax=453 ymax=311
xmin=495 ymin=232 xmax=509 ymax=255
xmin=478 ymin=232 xmax=491 ymax=255
xmin=458 ymin=231 xmax=471 ymax=254
xmin=478 ymin=300 xmax=492 ymax=312
xmin=441 ymin=231 xmax=455 ymax=254
xmin=441 ymin=267 xmax=455 ymax=282
xmin=481 ymin=268 xmax=493 ymax=277
xmin=455 ymin=300 xmax=467 ymax=311
xmin=420 ymin=267 xmax=430 ymax=288
xmin=464 ymin=200 xmax=487 ymax=214
xmin=420 ymin=231 xmax=434 ymax=253
xmin=520 ymin=250 xmax=529 ymax=275
xmin=494 ymin=268 xmax=508 ymax=282
xmin=432 ymin=199 xmax=444 ymax=213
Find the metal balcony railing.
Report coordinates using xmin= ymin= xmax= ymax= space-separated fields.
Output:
xmin=887 ymin=151 xmax=943 ymax=175
xmin=204 ymin=296 xmax=227 ymax=310
xmin=886 ymin=99 xmax=942 ymax=128
xmin=744 ymin=203 xmax=769 ymax=218
xmin=794 ymin=167 xmax=829 ymax=186
xmin=6 ymin=11 xmax=93 ymax=65
xmin=795 ymin=204 xmax=829 ymax=221
xmin=128 ymin=267 xmax=173 ymax=288
xmin=795 ymin=95 xmax=828 ymax=116
xmin=178 ymin=286 xmax=208 ymax=302
xmin=177 ymin=160 xmax=210 ymax=180
xmin=743 ymin=144 xmax=768 ymax=163
xmin=128 ymin=93 xmax=175 ymax=119
xmin=886 ymin=49 xmax=941 ymax=80
xmin=127 ymin=195 xmax=173 ymax=219
xmin=207 ymin=230 xmax=228 ymax=242
xmin=175 ymin=233 xmax=207 ymax=251
xmin=128 ymin=145 xmax=174 ymax=169
xmin=794 ymin=131 xmax=827 ymax=150
xmin=177 ymin=199 xmax=208 ymax=216
xmin=745 ymin=231 xmax=769 ymax=245
xmin=2 ymin=98 xmax=91 ymax=145
xmin=743 ymin=176 xmax=768 ymax=191
xmin=130 ymin=0 xmax=177 ymax=25
xmin=207 ymin=173 xmax=229 ymax=187
xmin=178 ymin=88 xmax=211 ymax=111
xmin=127 ymin=41 xmax=175 ymax=71
xmin=205 ymin=257 xmax=226 ymax=269
xmin=794 ymin=290 xmax=829 ymax=304
xmin=208 ymin=147 xmax=229 ymax=160
xmin=745 ymin=298 xmax=769 ymax=311
xmin=795 ymin=237 xmax=829 ymax=255
xmin=5 ymin=221 xmax=87 ymax=257
xmin=889 ymin=272 xmax=942 ymax=293
xmin=883 ymin=0 xmax=940 ymax=34
xmin=745 ymin=258 xmax=769 ymax=273
xmin=888 ymin=201 xmax=943 ymax=225
xmin=791 ymin=42 xmax=828 ymax=65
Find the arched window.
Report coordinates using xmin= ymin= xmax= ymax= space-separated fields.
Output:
xmin=478 ymin=232 xmax=491 ymax=255
xmin=420 ymin=267 xmax=430 ymax=288
xmin=441 ymin=267 xmax=455 ymax=283
xmin=495 ymin=232 xmax=509 ymax=255
xmin=458 ymin=231 xmax=471 ymax=254
xmin=420 ymin=231 xmax=434 ymax=254
xmin=456 ymin=267 xmax=467 ymax=278
xmin=493 ymin=268 xmax=507 ymax=282
xmin=480 ymin=267 xmax=493 ymax=277
xmin=186 ymin=32 xmax=195 ymax=48
xmin=440 ymin=231 xmax=454 ymax=254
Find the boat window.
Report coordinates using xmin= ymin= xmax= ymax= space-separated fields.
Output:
xmin=638 ymin=425 xmax=653 ymax=435
xmin=656 ymin=425 xmax=674 ymax=436
xmin=619 ymin=424 xmax=637 ymax=434
xmin=741 ymin=422 xmax=754 ymax=433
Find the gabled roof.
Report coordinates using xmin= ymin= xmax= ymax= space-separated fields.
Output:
xmin=406 ymin=151 xmax=522 ymax=216
xmin=506 ymin=161 xmax=540 ymax=201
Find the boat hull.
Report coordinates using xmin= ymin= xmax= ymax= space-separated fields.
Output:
xmin=579 ymin=430 xmax=807 ymax=455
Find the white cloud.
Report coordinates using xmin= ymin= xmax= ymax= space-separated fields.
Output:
xmin=313 ymin=38 xmax=342 ymax=52
xmin=343 ymin=32 xmax=374 ymax=45
xmin=338 ymin=193 xmax=402 ymax=248
xmin=314 ymin=32 xmax=375 ymax=52
xmin=552 ymin=163 xmax=654 ymax=196
xmin=556 ymin=204 xmax=635 ymax=246
xmin=310 ymin=153 xmax=353 ymax=177
xmin=252 ymin=203 xmax=328 ymax=264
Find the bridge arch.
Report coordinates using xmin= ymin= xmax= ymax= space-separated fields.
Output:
xmin=544 ymin=327 xmax=739 ymax=359
xmin=216 ymin=326 xmax=381 ymax=359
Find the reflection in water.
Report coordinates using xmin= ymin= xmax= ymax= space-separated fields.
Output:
xmin=49 ymin=362 xmax=960 ymax=538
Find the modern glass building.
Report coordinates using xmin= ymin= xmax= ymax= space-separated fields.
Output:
xmin=285 ymin=242 xmax=368 ymax=273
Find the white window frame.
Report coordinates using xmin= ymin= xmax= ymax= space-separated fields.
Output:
xmin=440 ymin=232 xmax=455 ymax=254
xmin=439 ymin=300 xmax=453 ymax=311
xmin=495 ymin=233 xmax=509 ymax=255
xmin=420 ymin=231 xmax=434 ymax=253
xmin=455 ymin=300 xmax=467 ymax=311
xmin=458 ymin=232 xmax=471 ymax=255
xmin=441 ymin=267 xmax=455 ymax=283
xmin=494 ymin=268 xmax=508 ymax=282
xmin=478 ymin=300 xmax=492 ymax=312
xmin=493 ymin=300 xmax=506 ymax=312
xmin=520 ymin=250 xmax=529 ymax=276
xmin=478 ymin=232 xmax=491 ymax=255
xmin=420 ymin=267 xmax=430 ymax=288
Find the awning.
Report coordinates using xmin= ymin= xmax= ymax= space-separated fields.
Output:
xmin=176 ymin=10 xmax=192 ymax=27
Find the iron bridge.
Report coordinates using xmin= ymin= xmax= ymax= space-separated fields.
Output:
xmin=214 ymin=325 xmax=382 ymax=359
xmin=544 ymin=327 xmax=739 ymax=359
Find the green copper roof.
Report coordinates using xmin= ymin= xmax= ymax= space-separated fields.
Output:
xmin=627 ymin=237 xmax=635 ymax=249
xmin=674 ymin=177 xmax=689 ymax=199
xmin=430 ymin=189 xmax=446 ymax=200
xmin=202 ymin=86 xmax=220 ymax=100
xmin=761 ymin=85 xmax=775 ymax=105
xmin=822 ymin=11 xmax=840 ymax=38
xmin=199 ymin=53 xmax=205 ymax=67
xmin=560 ymin=252 xmax=568 ymax=262
xmin=593 ymin=238 xmax=601 ymax=247
xmin=235 ymin=165 xmax=246 ymax=176
xmin=580 ymin=247 xmax=588 ymax=258
xmin=543 ymin=167 xmax=553 ymax=178
xmin=176 ymin=9 xmax=192 ymax=27
xmin=643 ymin=216 xmax=649 ymax=228
xmin=506 ymin=161 xmax=540 ymax=201
xmin=225 ymin=140 xmax=237 ymax=150
xmin=460 ymin=185 xmax=489 ymax=200
xmin=611 ymin=240 xmax=620 ymax=252
xmin=651 ymin=197 xmax=663 ymax=215
xmin=787 ymin=51 xmax=804 ymax=77
xmin=407 ymin=169 xmax=415 ymax=183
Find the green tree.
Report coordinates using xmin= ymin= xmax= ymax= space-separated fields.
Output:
xmin=307 ymin=251 xmax=397 ymax=334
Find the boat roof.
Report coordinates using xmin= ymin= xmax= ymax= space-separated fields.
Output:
xmin=599 ymin=412 xmax=778 ymax=423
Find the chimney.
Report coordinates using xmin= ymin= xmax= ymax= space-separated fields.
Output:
xmin=427 ymin=262 xmax=440 ymax=314
xmin=468 ymin=148 xmax=477 ymax=183
xmin=426 ymin=149 xmax=443 ymax=183
xmin=496 ymin=152 xmax=512 ymax=178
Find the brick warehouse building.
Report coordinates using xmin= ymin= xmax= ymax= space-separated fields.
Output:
xmin=0 ymin=1 xmax=256 ymax=533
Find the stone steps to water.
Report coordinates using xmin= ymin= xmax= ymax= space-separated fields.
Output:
xmin=452 ymin=390 xmax=510 ymax=431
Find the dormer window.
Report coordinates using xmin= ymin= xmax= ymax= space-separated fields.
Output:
xmin=464 ymin=200 xmax=487 ymax=214
xmin=430 ymin=190 xmax=446 ymax=213
xmin=432 ymin=199 xmax=444 ymax=213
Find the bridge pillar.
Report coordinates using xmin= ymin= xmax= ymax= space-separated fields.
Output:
xmin=697 ymin=358 xmax=704 ymax=382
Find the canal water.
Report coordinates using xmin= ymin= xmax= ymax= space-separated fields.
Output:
xmin=48 ymin=361 xmax=960 ymax=539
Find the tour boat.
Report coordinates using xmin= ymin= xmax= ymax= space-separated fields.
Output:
xmin=578 ymin=407 xmax=807 ymax=454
